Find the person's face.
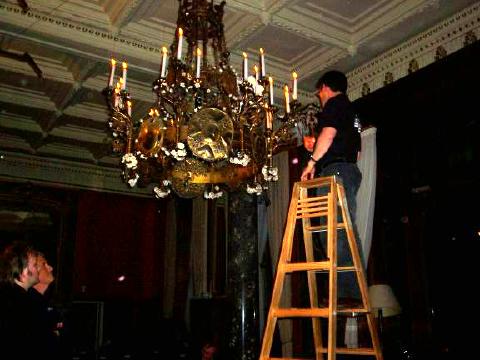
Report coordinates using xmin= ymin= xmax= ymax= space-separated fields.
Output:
xmin=24 ymin=253 xmax=40 ymax=287
xmin=316 ymin=84 xmax=328 ymax=107
xmin=36 ymin=255 xmax=54 ymax=286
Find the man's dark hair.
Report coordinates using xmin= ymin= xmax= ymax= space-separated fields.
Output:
xmin=315 ymin=70 xmax=348 ymax=93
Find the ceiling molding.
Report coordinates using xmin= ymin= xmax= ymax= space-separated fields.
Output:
xmin=0 ymin=151 xmax=151 ymax=196
xmin=347 ymin=2 xmax=480 ymax=100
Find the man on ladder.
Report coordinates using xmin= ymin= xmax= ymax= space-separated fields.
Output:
xmin=301 ymin=70 xmax=364 ymax=305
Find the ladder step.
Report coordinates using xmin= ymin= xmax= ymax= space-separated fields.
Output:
xmin=304 ymin=223 xmax=346 ymax=232
xmin=319 ymin=347 xmax=376 ymax=355
xmin=282 ymin=261 xmax=330 ymax=272
xmin=281 ymin=263 xmax=356 ymax=273
xmin=272 ymin=308 xmax=328 ymax=318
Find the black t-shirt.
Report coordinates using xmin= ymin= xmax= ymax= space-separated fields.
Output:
xmin=316 ymin=93 xmax=361 ymax=166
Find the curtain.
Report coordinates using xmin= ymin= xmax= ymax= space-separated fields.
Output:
xmin=355 ymin=127 xmax=377 ymax=268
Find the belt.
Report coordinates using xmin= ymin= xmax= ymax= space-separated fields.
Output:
xmin=318 ymin=157 xmax=354 ymax=170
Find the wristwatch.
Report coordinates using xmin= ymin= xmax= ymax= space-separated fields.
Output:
xmin=309 ymin=154 xmax=318 ymax=163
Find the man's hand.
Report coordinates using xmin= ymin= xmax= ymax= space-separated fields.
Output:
xmin=301 ymin=160 xmax=316 ymax=181
xmin=303 ymin=136 xmax=316 ymax=152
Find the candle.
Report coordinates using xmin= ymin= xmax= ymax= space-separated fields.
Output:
xmin=177 ymin=28 xmax=183 ymax=60
xmin=121 ymin=62 xmax=127 ymax=90
xmin=259 ymin=48 xmax=265 ymax=78
xmin=266 ymin=107 xmax=273 ymax=130
xmin=127 ymin=100 xmax=132 ymax=116
xmin=196 ymin=47 xmax=202 ymax=78
xmin=149 ymin=108 xmax=154 ymax=116
xmin=114 ymin=87 xmax=120 ymax=108
xmin=253 ymin=65 xmax=259 ymax=81
xmin=284 ymin=85 xmax=290 ymax=114
xmin=242 ymin=52 xmax=248 ymax=80
xmin=108 ymin=59 xmax=116 ymax=87
xmin=292 ymin=71 xmax=298 ymax=100
xmin=268 ymin=76 xmax=274 ymax=105
xmin=160 ymin=47 xmax=168 ymax=78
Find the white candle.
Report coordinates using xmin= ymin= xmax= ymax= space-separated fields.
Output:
xmin=292 ymin=71 xmax=298 ymax=100
xmin=121 ymin=62 xmax=127 ymax=90
xmin=177 ymin=28 xmax=183 ymax=60
xmin=196 ymin=47 xmax=202 ymax=78
xmin=242 ymin=52 xmax=248 ymax=80
xmin=259 ymin=48 xmax=265 ymax=78
xmin=266 ymin=107 xmax=273 ymax=130
xmin=268 ymin=76 xmax=274 ymax=105
xmin=253 ymin=65 xmax=259 ymax=81
xmin=108 ymin=59 xmax=116 ymax=87
xmin=114 ymin=87 xmax=120 ymax=108
xmin=284 ymin=85 xmax=290 ymax=114
xmin=160 ymin=47 xmax=168 ymax=78
xmin=127 ymin=100 xmax=132 ymax=116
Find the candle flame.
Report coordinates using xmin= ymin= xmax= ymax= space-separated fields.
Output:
xmin=260 ymin=48 xmax=264 ymax=55
xmin=253 ymin=65 xmax=258 ymax=73
xmin=122 ymin=61 xmax=127 ymax=69
xmin=269 ymin=76 xmax=273 ymax=84
xmin=149 ymin=109 xmax=154 ymax=116
xmin=178 ymin=28 xmax=183 ymax=36
xmin=284 ymin=85 xmax=289 ymax=94
xmin=162 ymin=46 xmax=168 ymax=54
xmin=292 ymin=71 xmax=298 ymax=79
xmin=111 ymin=59 xmax=116 ymax=65
xmin=197 ymin=48 xmax=202 ymax=56
xmin=242 ymin=52 xmax=248 ymax=59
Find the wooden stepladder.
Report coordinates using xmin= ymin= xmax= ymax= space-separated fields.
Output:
xmin=259 ymin=176 xmax=382 ymax=360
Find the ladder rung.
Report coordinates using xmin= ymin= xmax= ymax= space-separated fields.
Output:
xmin=297 ymin=196 xmax=328 ymax=204
xmin=268 ymin=358 xmax=315 ymax=360
xmin=337 ymin=308 xmax=369 ymax=314
xmin=273 ymin=308 xmax=328 ymax=318
xmin=282 ymin=261 xmax=330 ymax=272
xmin=296 ymin=211 xmax=328 ymax=219
xmin=319 ymin=347 xmax=376 ymax=355
xmin=337 ymin=265 xmax=356 ymax=272
xmin=304 ymin=223 xmax=346 ymax=232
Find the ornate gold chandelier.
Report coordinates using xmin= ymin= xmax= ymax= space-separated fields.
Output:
xmin=104 ymin=0 xmax=308 ymax=199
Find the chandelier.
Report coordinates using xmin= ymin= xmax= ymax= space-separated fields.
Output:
xmin=104 ymin=0 xmax=310 ymax=199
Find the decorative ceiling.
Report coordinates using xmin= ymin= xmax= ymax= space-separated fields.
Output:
xmin=0 ymin=0 xmax=479 ymax=194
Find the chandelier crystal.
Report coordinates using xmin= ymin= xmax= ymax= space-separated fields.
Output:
xmin=105 ymin=0 xmax=310 ymax=199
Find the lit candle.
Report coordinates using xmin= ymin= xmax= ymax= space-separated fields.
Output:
xmin=149 ymin=108 xmax=154 ymax=116
xmin=177 ymin=28 xmax=183 ymax=60
xmin=108 ymin=59 xmax=116 ymax=87
xmin=242 ymin=52 xmax=248 ymax=80
xmin=253 ymin=65 xmax=259 ymax=81
xmin=121 ymin=62 xmax=127 ymax=90
xmin=259 ymin=48 xmax=265 ymax=78
xmin=284 ymin=85 xmax=290 ymax=114
xmin=268 ymin=76 xmax=274 ymax=105
xmin=196 ymin=47 xmax=202 ymax=78
xmin=127 ymin=100 xmax=132 ymax=116
xmin=292 ymin=71 xmax=298 ymax=100
xmin=160 ymin=47 xmax=168 ymax=78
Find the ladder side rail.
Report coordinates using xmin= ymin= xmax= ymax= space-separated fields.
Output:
xmin=260 ymin=183 xmax=302 ymax=360
xmin=300 ymin=186 xmax=325 ymax=360
xmin=326 ymin=177 xmax=339 ymax=360
xmin=336 ymin=183 xmax=383 ymax=360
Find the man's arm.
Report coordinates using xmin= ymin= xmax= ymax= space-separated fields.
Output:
xmin=301 ymin=127 xmax=337 ymax=181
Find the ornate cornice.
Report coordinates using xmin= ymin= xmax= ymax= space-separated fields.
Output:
xmin=347 ymin=2 xmax=480 ymax=100
xmin=0 ymin=151 xmax=151 ymax=197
